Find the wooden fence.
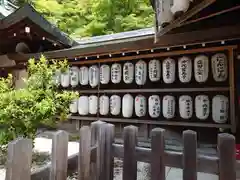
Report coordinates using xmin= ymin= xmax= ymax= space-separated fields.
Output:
xmin=4 ymin=120 xmax=236 ymax=180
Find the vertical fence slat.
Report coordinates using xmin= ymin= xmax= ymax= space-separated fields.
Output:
xmin=50 ymin=130 xmax=69 ymax=180
xmin=123 ymin=125 xmax=138 ymax=180
xmin=151 ymin=128 xmax=165 ymax=180
xmin=105 ymin=124 xmax=115 ymax=180
xmin=90 ymin=121 xmax=106 ymax=180
xmin=183 ymin=130 xmax=197 ymax=180
xmin=5 ymin=138 xmax=32 ymax=180
xmin=96 ymin=122 xmax=107 ymax=180
xmin=79 ymin=126 xmax=91 ymax=180
xmin=218 ymin=133 xmax=236 ymax=180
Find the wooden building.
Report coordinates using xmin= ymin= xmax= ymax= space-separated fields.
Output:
xmin=2 ymin=1 xmax=240 ymax=143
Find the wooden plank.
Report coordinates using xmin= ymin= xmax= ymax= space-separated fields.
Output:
xmin=5 ymin=138 xmax=32 ymax=180
xmin=105 ymin=124 xmax=115 ymax=180
xmin=183 ymin=130 xmax=197 ymax=180
xmin=90 ymin=121 xmax=106 ymax=180
xmin=112 ymin=144 xmax=219 ymax=174
xmin=155 ymin=0 xmax=216 ymax=41
xmin=50 ymin=130 xmax=69 ymax=180
xmin=69 ymin=116 xmax=232 ymax=129
xmin=66 ymin=87 xmax=229 ymax=94
xmin=79 ymin=126 xmax=91 ymax=180
xmin=218 ymin=133 xmax=236 ymax=180
xmin=123 ymin=126 xmax=138 ymax=180
xmin=228 ymin=49 xmax=236 ymax=133
xmin=69 ymin=45 xmax=237 ymax=65
xmin=151 ymin=128 xmax=165 ymax=180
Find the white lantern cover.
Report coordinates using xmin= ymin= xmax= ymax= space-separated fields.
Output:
xmin=122 ymin=94 xmax=134 ymax=118
xmin=149 ymin=59 xmax=161 ymax=82
xmin=89 ymin=95 xmax=98 ymax=115
xmin=61 ymin=68 xmax=70 ymax=87
xmin=135 ymin=95 xmax=146 ymax=117
xmin=135 ymin=60 xmax=147 ymax=85
xmin=211 ymin=53 xmax=228 ymax=82
xmin=123 ymin=62 xmax=134 ymax=84
xmin=53 ymin=69 xmax=61 ymax=85
xmin=100 ymin=64 xmax=110 ymax=84
xmin=194 ymin=55 xmax=209 ymax=83
xmin=178 ymin=56 xmax=192 ymax=83
xmin=69 ymin=98 xmax=78 ymax=113
xmin=148 ymin=95 xmax=161 ymax=118
xmin=99 ymin=95 xmax=109 ymax=115
xmin=171 ymin=0 xmax=190 ymax=15
xmin=111 ymin=63 xmax=122 ymax=84
xmin=163 ymin=58 xmax=176 ymax=84
xmin=89 ymin=65 xmax=99 ymax=88
xmin=195 ymin=95 xmax=210 ymax=120
xmin=212 ymin=95 xmax=229 ymax=123
xmin=70 ymin=66 xmax=79 ymax=87
xmin=162 ymin=95 xmax=175 ymax=119
xmin=159 ymin=0 xmax=174 ymax=27
xmin=179 ymin=95 xmax=193 ymax=119
xmin=78 ymin=96 xmax=89 ymax=115
xmin=110 ymin=95 xmax=121 ymax=115
xmin=79 ymin=66 xmax=89 ymax=85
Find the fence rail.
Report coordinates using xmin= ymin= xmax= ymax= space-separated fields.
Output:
xmin=4 ymin=120 xmax=237 ymax=180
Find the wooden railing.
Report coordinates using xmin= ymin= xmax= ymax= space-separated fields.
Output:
xmin=4 ymin=121 xmax=236 ymax=180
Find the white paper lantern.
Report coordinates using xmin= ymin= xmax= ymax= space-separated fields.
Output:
xmin=135 ymin=60 xmax=147 ymax=85
xmin=148 ymin=95 xmax=161 ymax=118
xmin=195 ymin=95 xmax=210 ymax=120
xmin=162 ymin=95 xmax=175 ymax=119
xmin=194 ymin=55 xmax=209 ymax=83
xmin=179 ymin=95 xmax=193 ymax=119
xmin=163 ymin=58 xmax=176 ymax=84
xmin=61 ymin=69 xmax=70 ymax=87
xmin=78 ymin=96 xmax=89 ymax=115
xmin=89 ymin=65 xmax=99 ymax=88
xmin=69 ymin=99 xmax=78 ymax=113
xmin=70 ymin=66 xmax=79 ymax=87
xmin=89 ymin=95 xmax=98 ymax=115
xmin=110 ymin=95 xmax=121 ymax=115
xmin=99 ymin=95 xmax=109 ymax=115
xmin=211 ymin=53 xmax=228 ymax=82
xmin=122 ymin=94 xmax=134 ymax=118
xmin=123 ymin=62 xmax=134 ymax=84
xmin=53 ymin=69 xmax=61 ymax=85
xmin=111 ymin=63 xmax=122 ymax=84
xmin=79 ymin=66 xmax=89 ymax=85
xmin=171 ymin=0 xmax=190 ymax=16
xmin=135 ymin=95 xmax=146 ymax=117
xmin=158 ymin=0 xmax=174 ymax=27
xmin=100 ymin=64 xmax=110 ymax=84
xmin=178 ymin=56 xmax=192 ymax=83
xmin=212 ymin=95 xmax=229 ymax=123
xmin=149 ymin=59 xmax=161 ymax=82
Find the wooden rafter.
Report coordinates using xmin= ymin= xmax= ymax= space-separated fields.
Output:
xmin=155 ymin=0 xmax=216 ymax=43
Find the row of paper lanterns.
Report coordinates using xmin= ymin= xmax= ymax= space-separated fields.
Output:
xmin=70 ymin=94 xmax=229 ymax=124
xmin=55 ymin=53 xmax=228 ymax=88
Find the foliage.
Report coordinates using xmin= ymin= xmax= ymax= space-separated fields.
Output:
xmin=0 ymin=55 xmax=78 ymax=145
xmin=11 ymin=0 xmax=154 ymax=37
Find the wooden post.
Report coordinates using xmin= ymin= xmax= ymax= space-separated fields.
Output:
xmin=218 ymin=133 xmax=236 ymax=180
xmin=123 ymin=125 xmax=138 ymax=180
xmin=151 ymin=128 xmax=165 ymax=180
xmin=79 ymin=126 xmax=91 ymax=180
xmin=183 ymin=130 xmax=197 ymax=180
xmin=90 ymin=121 xmax=106 ymax=180
xmin=104 ymin=124 xmax=115 ymax=180
xmin=5 ymin=138 xmax=32 ymax=180
xmin=50 ymin=130 xmax=69 ymax=180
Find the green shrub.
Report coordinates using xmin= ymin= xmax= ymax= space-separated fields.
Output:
xmin=0 ymin=55 xmax=78 ymax=145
